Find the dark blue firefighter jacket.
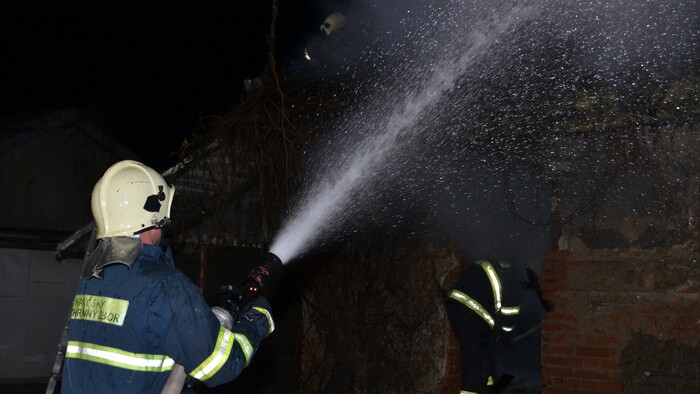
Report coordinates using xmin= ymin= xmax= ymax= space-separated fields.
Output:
xmin=61 ymin=244 xmax=261 ymax=393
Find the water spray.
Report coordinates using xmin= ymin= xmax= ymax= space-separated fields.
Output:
xmin=267 ymin=4 xmax=539 ymax=265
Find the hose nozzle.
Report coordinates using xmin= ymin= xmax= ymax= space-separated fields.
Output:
xmin=240 ymin=252 xmax=284 ymax=298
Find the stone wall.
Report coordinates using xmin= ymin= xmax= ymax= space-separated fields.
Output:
xmin=540 ymin=78 xmax=700 ymax=393
xmin=541 ymin=249 xmax=700 ymax=393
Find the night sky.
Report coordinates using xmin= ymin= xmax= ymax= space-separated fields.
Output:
xmin=1 ymin=2 xmax=328 ymax=170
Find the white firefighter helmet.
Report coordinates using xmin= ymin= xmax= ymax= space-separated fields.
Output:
xmin=320 ymin=12 xmax=346 ymax=36
xmin=91 ymin=160 xmax=174 ymax=239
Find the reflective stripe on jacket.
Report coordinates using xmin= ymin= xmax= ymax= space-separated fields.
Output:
xmin=448 ymin=260 xmax=520 ymax=330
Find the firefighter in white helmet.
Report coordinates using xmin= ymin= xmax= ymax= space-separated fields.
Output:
xmin=61 ymin=160 xmax=274 ymax=393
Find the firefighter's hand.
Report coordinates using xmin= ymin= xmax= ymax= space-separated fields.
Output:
xmin=238 ymin=296 xmax=274 ymax=342
xmin=526 ymin=267 xmax=538 ymax=283
xmin=214 ymin=284 xmax=245 ymax=319
xmin=521 ymin=267 xmax=540 ymax=291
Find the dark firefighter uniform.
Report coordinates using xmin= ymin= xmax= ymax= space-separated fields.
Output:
xmin=446 ymin=260 xmax=521 ymax=394
xmin=61 ymin=244 xmax=272 ymax=393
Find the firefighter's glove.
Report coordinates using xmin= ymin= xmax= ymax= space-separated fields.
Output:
xmin=521 ymin=267 xmax=541 ymax=292
xmin=490 ymin=374 xmax=514 ymax=393
xmin=520 ymin=268 xmax=555 ymax=312
xmin=237 ymin=296 xmax=274 ymax=342
xmin=214 ymin=284 xmax=246 ymax=319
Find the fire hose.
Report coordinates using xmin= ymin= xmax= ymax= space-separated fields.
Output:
xmin=161 ymin=252 xmax=283 ymax=394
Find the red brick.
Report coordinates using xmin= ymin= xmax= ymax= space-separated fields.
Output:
xmin=543 ymin=321 xmax=575 ymax=332
xmin=543 ymin=251 xmax=571 ymax=262
xmin=542 ymin=356 xmax=584 ymax=369
xmin=582 ymin=358 xmax=601 ymax=369
xmin=544 ymin=379 xmax=596 ymax=394
xmin=680 ymin=284 xmax=700 ymax=293
xmin=545 ymin=311 xmax=570 ymax=321
xmin=551 ymin=378 xmax=622 ymax=394
xmin=542 ymin=291 xmax=564 ymax=301
xmin=543 ymin=328 xmax=577 ymax=342
xmin=639 ymin=305 xmax=664 ymax=314
xmin=592 ymin=327 xmax=609 ymax=335
xmin=576 ymin=346 xmax=611 ymax=358
xmin=441 ymin=374 xmax=461 ymax=386
xmin=584 ymin=335 xmax=622 ymax=347
xmin=600 ymin=359 xmax=620 ymax=372
xmin=543 ymin=344 xmax=575 ymax=356
xmin=564 ymin=312 xmax=579 ymax=322
xmin=577 ymin=380 xmax=622 ymax=393
xmin=542 ymin=281 xmax=573 ymax=291
xmin=574 ymin=369 xmax=612 ymax=380
xmin=611 ymin=315 xmax=631 ymax=326
xmin=542 ymin=270 xmax=567 ymax=280
xmin=673 ymin=315 xmax=700 ymax=329
xmin=542 ymin=365 xmax=574 ymax=378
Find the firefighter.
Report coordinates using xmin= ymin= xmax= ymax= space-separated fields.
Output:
xmin=446 ymin=259 xmax=523 ymax=394
xmin=61 ymin=160 xmax=274 ymax=393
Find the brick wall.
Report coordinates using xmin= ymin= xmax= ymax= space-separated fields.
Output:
xmin=439 ymin=262 xmax=465 ymax=394
xmin=541 ymin=250 xmax=700 ymax=393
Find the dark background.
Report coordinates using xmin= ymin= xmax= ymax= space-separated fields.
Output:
xmin=0 ymin=1 xmax=335 ymax=170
